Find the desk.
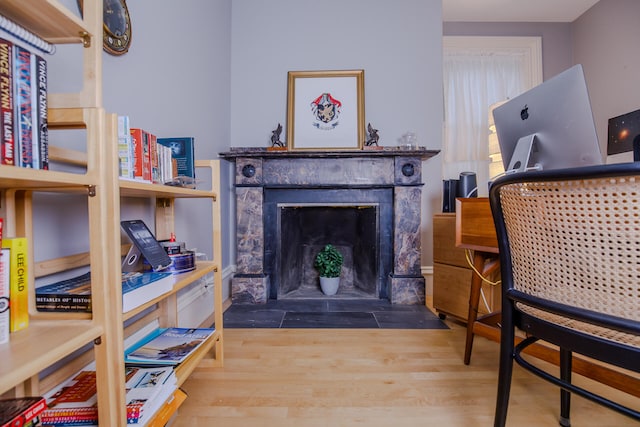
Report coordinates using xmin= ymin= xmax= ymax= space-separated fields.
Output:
xmin=455 ymin=197 xmax=640 ymax=398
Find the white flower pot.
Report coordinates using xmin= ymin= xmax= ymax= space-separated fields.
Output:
xmin=319 ymin=276 xmax=340 ymax=296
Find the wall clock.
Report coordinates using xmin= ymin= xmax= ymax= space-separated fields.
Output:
xmin=77 ymin=0 xmax=132 ymax=56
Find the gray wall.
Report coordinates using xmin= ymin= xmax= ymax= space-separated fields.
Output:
xmin=573 ymin=0 xmax=640 ymax=158
xmin=230 ymin=0 xmax=444 ymax=266
xmin=46 ymin=0 xmax=233 ymax=267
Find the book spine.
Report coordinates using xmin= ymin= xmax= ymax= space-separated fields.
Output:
xmin=2 ymin=237 xmax=28 ymax=332
xmin=35 ymin=52 xmax=47 ymax=170
xmin=130 ymin=128 xmax=144 ymax=180
xmin=14 ymin=45 xmax=32 ymax=168
xmin=35 ymin=293 xmax=91 ymax=313
xmin=29 ymin=52 xmax=38 ymax=169
xmin=142 ymin=130 xmax=151 ymax=182
xmin=0 ymin=248 xmax=10 ymax=344
xmin=0 ymin=38 xmax=14 ymax=166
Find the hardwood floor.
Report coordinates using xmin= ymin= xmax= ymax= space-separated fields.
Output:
xmin=174 ymin=313 xmax=638 ymax=426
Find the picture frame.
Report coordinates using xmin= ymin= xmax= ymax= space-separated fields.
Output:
xmin=286 ymin=70 xmax=365 ymax=151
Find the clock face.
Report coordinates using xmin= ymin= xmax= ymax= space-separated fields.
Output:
xmin=103 ymin=0 xmax=132 ymax=55
xmin=77 ymin=0 xmax=132 ymax=56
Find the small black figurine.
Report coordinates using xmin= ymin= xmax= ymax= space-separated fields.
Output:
xmin=365 ymin=123 xmax=379 ymax=146
xmin=270 ymin=123 xmax=285 ymax=147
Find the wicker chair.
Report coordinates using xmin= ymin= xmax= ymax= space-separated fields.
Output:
xmin=489 ymin=163 xmax=640 ymax=427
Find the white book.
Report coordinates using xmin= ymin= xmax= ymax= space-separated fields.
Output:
xmin=0 ymin=248 xmax=9 ymax=345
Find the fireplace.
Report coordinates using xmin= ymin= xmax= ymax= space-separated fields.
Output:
xmin=220 ymin=147 xmax=439 ymax=305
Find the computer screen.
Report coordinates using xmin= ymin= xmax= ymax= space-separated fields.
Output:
xmin=492 ymin=64 xmax=602 ymax=173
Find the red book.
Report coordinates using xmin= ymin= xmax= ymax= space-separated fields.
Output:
xmin=0 ymin=396 xmax=47 ymax=427
xmin=130 ymin=128 xmax=145 ymax=181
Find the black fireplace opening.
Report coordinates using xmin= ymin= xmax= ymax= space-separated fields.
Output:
xmin=278 ymin=205 xmax=377 ymax=299
xmin=264 ymin=188 xmax=393 ymax=300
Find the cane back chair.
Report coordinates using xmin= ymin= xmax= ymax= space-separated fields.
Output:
xmin=489 ymin=163 xmax=640 ymax=426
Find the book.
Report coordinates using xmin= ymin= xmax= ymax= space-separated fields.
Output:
xmin=0 ymin=38 xmax=14 ymax=166
xmin=121 ymin=271 xmax=174 ymax=313
xmin=129 ymin=128 xmax=145 ymax=181
xmin=118 ymin=116 xmax=134 ymax=179
xmin=35 ymin=52 xmax=47 ymax=170
xmin=124 ymin=327 xmax=215 ymax=366
xmin=145 ymin=388 xmax=187 ymax=427
xmin=0 ymin=248 xmax=10 ymax=344
xmin=157 ymin=137 xmax=195 ymax=187
xmin=14 ymin=44 xmax=33 ymax=168
xmin=35 ymin=270 xmax=175 ymax=313
xmin=0 ymin=396 xmax=47 ymax=427
xmin=35 ymin=271 xmax=92 ymax=313
xmin=2 ymin=237 xmax=28 ymax=332
xmin=40 ymin=365 xmax=176 ymax=426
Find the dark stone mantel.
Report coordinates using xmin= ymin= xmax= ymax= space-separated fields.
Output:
xmin=220 ymin=146 xmax=440 ymax=160
xmin=220 ymin=146 xmax=440 ymax=305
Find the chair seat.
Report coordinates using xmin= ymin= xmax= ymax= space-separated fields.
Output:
xmin=517 ymin=303 xmax=640 ymax=349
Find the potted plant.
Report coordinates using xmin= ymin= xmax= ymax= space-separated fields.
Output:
xmin=314 ymin=244 xmax=343 ymax=295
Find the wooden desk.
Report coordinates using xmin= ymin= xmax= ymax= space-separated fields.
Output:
xmin=455 ymin=197 xmax=640 ymax=398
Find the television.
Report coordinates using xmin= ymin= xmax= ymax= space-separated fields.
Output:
xmin=492 ymin=64 xmax=602 ymax=174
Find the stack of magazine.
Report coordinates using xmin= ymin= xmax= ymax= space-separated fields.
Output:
xmin=124 ymin=327 xmax=216 ymax=366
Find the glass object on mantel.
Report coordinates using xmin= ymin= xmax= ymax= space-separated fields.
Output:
xmin=398 ymin=132 xmax=418 ymax=150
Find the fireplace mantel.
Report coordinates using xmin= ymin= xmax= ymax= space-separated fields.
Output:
xmin=220 ymin=147 xmax=439 ymax=305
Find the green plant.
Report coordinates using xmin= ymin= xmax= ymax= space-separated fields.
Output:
xmin=314 ymin=244 xmax=343 ymax=278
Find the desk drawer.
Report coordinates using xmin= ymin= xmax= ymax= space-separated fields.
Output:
xmin=433 ymin=262 xmax=500 ymax=322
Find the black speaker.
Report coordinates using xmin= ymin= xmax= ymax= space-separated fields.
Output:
xmin=442 ymin=179 xmax=458 ymax=212
xmin=458 ymin=172 xmax=477 ymax=198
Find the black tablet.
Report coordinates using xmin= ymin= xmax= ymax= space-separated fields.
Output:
xmin=120 ymin=220 xmax=173 ymax=272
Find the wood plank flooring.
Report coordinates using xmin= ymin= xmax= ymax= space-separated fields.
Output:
xmin=174 ymin=316 xmax=639 ymax=426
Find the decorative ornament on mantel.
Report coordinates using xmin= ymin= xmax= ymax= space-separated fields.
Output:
xmin=268 ymin=123 xmax=287 ymax=151
xmin=364 ymin=122 xmax=382 ymax=150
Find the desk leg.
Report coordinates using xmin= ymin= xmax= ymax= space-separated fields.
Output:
xmin=463 ymin=251 xmax=488 ymax=365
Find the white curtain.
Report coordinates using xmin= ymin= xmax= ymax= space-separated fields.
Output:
xmin=443 ymin=51 xmax=527 ymax=193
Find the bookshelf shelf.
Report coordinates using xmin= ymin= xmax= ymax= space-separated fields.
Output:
xmin=0 ymin=320 xmax=102 ymax=396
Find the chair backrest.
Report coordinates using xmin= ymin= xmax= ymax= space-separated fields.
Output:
xmin=489 ymin=163 xmax=640 ymax=354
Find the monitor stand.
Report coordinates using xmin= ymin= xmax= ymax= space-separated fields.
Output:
xmin=506 ymin=134 xmax=538 ymax=173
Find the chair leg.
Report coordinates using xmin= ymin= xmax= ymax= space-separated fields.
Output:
xmin=494 ymin=322 xmax=515 ymax=426
xmin=559 ymin=348 xmax=572 ymax=427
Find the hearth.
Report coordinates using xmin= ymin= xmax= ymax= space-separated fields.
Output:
xmin=220 ymin=147 xmax=439 ymax=305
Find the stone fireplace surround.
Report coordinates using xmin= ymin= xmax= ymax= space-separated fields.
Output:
xmin=220 ymin=147 xmax=439 ymax=305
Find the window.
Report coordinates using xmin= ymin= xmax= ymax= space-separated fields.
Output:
xmin=443 ymin=36 xmax=542 ymax=194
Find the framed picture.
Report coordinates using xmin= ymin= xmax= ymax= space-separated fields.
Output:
xmin=286 ymin=70 xmax=365 ymax=151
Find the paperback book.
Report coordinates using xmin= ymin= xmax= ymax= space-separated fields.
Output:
xmin=35 ymin=270 xmax=174 ymax=313
xmin=2 ymin=237 xmax=28 ymax=332
xmin=0 ymin=396 xmax=47 ymax=427
xmin=125 ymin=327 xmax=215 ymax=366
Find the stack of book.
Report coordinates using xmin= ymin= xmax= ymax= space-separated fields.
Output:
xmin=40 ymin=364 xmax=177 ymax=426
xmin=116 ymin=117 xmax=196 ymax=189
xmin=0 ymin=18 xmax=49 ymax=169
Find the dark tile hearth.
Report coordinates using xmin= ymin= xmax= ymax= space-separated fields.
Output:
xmin=223 ymin=299 xmax=449 ymax=329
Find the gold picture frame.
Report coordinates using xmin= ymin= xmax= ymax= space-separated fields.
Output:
xmin=286 ymin=70 xmax=365 ymax=151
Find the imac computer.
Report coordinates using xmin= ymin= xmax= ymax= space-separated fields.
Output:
xmin=492 ymin=64 xmax=603 ymax=174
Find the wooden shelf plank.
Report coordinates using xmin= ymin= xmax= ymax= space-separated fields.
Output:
xmin=122 ymin=262 xmax=217 ymax=321
xmin=0 ymin=0 xmax=90 ymax=44
xmin=0 ymin=320 xmax=103 ymax=395
xmin=119 ymin=180 xmax=217 ymax=199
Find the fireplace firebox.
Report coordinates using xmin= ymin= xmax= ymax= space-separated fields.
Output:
xmin=220 ymin=147 xmax=439 ymax=305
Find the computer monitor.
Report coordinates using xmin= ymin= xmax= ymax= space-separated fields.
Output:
xmin=492 ymin=64 xmax=603 ymax=174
